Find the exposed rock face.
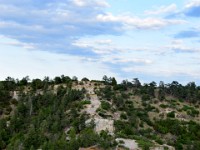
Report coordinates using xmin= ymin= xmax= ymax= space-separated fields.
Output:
xmin=116 ymin=138 xmax=139 ymax=150
xmin=94 ymin=118 xmax=114 ymax=134
xmin=12 ymin=91 xmax=19 ymax=100
xmin=86 ymin=118 xmax=114 ymax=134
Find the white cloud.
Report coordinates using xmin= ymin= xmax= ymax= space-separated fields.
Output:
xmin=97 ymin=13 xmax=186 ymax=29
xmin=123 ymin=64 xmax=200 ymax=78
xmin=72 ymin=38 xmax=119 ymax=54
xmin=165 ymin=40 xmax=200 ymax=53
xmin=102 ymin=57 xmax=153 ymax=65
xmin=73 ymin=39 xmax=113 ymax=47
xmin=185 ymin=0 xmax=200 ymax=8
xmin=171 ymin=39 xmax=184 ymax=45
xmin=94 ymin=39 xmax=113 ymax=45
xmin=73 ymin=0 xmax=85 ymax=7
xmin=116 ymin=58 xmax=152 ymax=64
xmin=0 ymin=41 xmax=35 ymax=50
xmin=145 ymin=4 xmax=177 ymax=15
xmin=73 ymin=0 xmax=109 ymax=7
xmin=72 ymin=38 xmax=154 ymax=65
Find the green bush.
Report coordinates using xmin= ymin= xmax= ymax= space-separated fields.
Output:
xmin=155 ymin=138 xmax=163 ymax=145
xmin=142 ymin=94 xmax=150 ymax=101
xmin=120 ymin=113 xmax=127 ymax=120
xmin=5 ymin=106 xmax=12 ymax=113
xmin=144 ymin=105 xmax=156 ymax=112
xmin=187 ymin=109 xmax=199 ymax=117
xmin=10 ymin=99 xmax=18 ymax=105
xmin=159 ymin=104 xmax=168 ymax=108
xmin=80 ymin=100 xmax=91 ymax=105
xmin=134 ymin=136 xmax=154 ymax=150
xmin=182 ymin=105 xmax=199 ymax=117
xmin=167 ymin=111 xmax=175 ymax=118
xmin=101 ymin=101 xmax=111 ymax=110
xmin=98 ymin=110 xmax=107 ymax=118
xmin=0 ymin=109 xmax=3 ymax=115
xmin=78 ymin=128 xmax=99 ymax=147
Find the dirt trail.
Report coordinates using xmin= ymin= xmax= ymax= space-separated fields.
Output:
xmin=77 ymin=82 xmax=114 ymax=134
xmin=74 ymin=82 xmax=101 ymax=117
xmin=86 ymin=94 xmax=101 ymax=116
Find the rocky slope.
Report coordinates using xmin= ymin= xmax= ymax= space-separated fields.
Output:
xmin=0 ymin=78 xmax=200 ymax=150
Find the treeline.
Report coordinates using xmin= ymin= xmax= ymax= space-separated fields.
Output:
xmin=0 ymin=75 xmax=200 ymax=104
xmin=0 ymin=75 xmax=76 ymax=91
xmin=102 ymin=76 xmax=200 ymax=104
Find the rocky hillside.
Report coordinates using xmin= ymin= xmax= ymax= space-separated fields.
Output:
xmin=0 ymin=76 xmax=200 ymax=150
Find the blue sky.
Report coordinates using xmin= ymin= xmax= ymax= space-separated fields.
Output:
xmin=0 ymin=0 xmax=200 ymax=84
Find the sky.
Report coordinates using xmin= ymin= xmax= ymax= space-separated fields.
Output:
xmin=0 ymin=0 xmax=200 ymax=84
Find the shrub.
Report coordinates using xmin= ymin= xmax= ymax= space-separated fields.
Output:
xmin=159 ymin=104 xmax=168 ymax=108
xmin=144 ymin=105 xmax=156 ymax=112
xmin=187 ymin=109 xmax=199 ymax=117
xmin=182 ymin=105 xmax=199 ymax=117
xmin=120 ymin=113 xmax=127 ymax=120
xmin=78 ymin=100 xmax=91 ymax=109
xmin=5 ymin=106 xmax=12 ymax=112
xmin=164 ymin=146 xmax=169 ymax=150
xmin=81 ymin=77 xmax=89 ymax=82
xmin=0 ymin=109 xmax=3 ymax=115
xmin=10 ymin=99 xmax=18 ymax=105
xmin=79 ymin=128 xmax=99 ymax=147
xmin=135 ymin=136 xmax=154 ymax=150
xmin=98 ymin=111 xmax=107 ymax=118
xmin=155 ymin=138 xmax=163 ymax=145
xmin=101 ymin=101 xmax=111 ymax=110
xmin=79 ymin=82 xmax=84 ymax=85
xmin=80 ymin=100 xmax=91 ymax=105
xmin=142 ymin=94 xmax=150 ymax=101
xmin=167 ymin=111 xmax=175 ymax=118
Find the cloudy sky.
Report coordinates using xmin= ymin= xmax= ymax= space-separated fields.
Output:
xmin=0 ymin=0 xmax=200 ymax=84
